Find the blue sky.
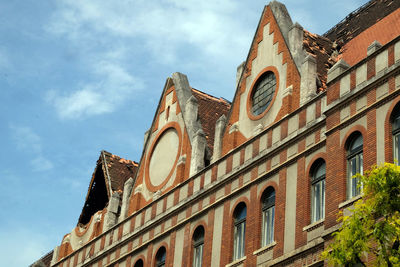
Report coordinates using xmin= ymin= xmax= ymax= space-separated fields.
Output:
xmin=0 ymin=0 xmax=369 ymax=265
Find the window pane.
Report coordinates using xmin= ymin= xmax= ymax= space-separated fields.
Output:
xmin=262 ymin=206 xmax=274 ymax=246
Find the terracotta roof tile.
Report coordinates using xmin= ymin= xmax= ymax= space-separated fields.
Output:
xmin=102 ymin=151 xmax=138 ymax=192
xmin=340 ymin=8 xmax=400 ymax=65
xmin=191 ymin=89 xmax=231 ymax=154
xmin=324 ymin=0 xmax=400 ymax=45
xmin=303 ymin=30 xmax=336 ymax=91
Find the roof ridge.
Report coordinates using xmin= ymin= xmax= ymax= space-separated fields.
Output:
xmin=191 ymin=87 xmax=231 ymax=105
xmin=101 ymin=150 xmax=138 ymax=166
xmin=323 ymin=0 xmax=374 ymax=37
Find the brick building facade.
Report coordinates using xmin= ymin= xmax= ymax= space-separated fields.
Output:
xmin=34 ymin=0 xmax=400 ymax=266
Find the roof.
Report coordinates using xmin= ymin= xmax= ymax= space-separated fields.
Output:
xmin=30 ymin=250 xmax=53 ymax=267
xmin=303 ymin=30 xmax=336 ymax=91
xmin=102 ymin=151 xmax=138 ymax=193
xmin=324 ymin=0 xmax=400 ymax=45
xmin=78 ymin=151 xmax=138 ymax=225
xmin=340 ymin=7 xmax=400 ymax=65
xmin=191 ymin=88 xmax=231 ymax=154
xmin=324 ymin=0 xmax=400 ymax=66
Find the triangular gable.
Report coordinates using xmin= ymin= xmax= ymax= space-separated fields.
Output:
xmin=128 ymin=73 xmax=230 ymax=215
xmin=78 ymin=151 xmax=137 ymax=225
xmin=220 ymin=1 xmax=310 ymax=155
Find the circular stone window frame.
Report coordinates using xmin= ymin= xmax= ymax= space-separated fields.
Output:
xmin=145 ymin=122 xmax=182 ymax=192
xmin=246 ymin=66 xmax=280 ymax=121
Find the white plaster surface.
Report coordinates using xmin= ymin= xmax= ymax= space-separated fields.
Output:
xmin=319 ymin=127 xmax=326 ymax=142
xmin=259 ymin=132 xmax=268 ymax=152
xmin=245 ymin=144 xmax=253 ymax=162
xmin=232 ymin=178 xmax=239 ymax=191
xmin=340 ymin=106 xmax=350 ymax=121
xmin=166 ymin=193 xmax=174 ymax=210
xmin=306 ymin=134 xmax=314 ymax=147
xmin=356 ymin=63 xmax=367 ymax=86
xmin=193 ymin=176 xmax=200 ymax=193
xmin=149 ymin=129 xmax=179 ymax=187
xmin=288 ymin=144 xmax=297 ymax=158
xmin=123 ymin=220 xmax=130 ymax=236
xmin=233 ymin=151 xmax=241 ymax=169
xmin=376 ymin=102 xmax=391 ymax=164
xmin=258 ymin=161 xmax=266 ymax=176
xmin=306 ymin=102 xmax=316 ymax=125
xmin=284 ymin=164 xmax=297 ymax=253
xmin=376 ymin=82 xmax=389 ymax=100
xmin=204 ymin=169 xmax=212 ymax=186
xmin=397 ymin=74 xmax=400 ymax=90
xmin=271 ymin=154 xmax=280 ymax=168
xmin=256 ymin=249 xmax=273 ymax=265
xmin=135 ymin=213 xmax=142 ymax=229
xmin=144 ymin=207 xmax=151 ymax=223
xmin=340 ymin=73 xmax=350 ymax=96
xmin=272 ymin=126 xmax=281 ymax=145
xmin=173 ymin=228 xmax=185 ymax=266
xmin=177 ymin=210 xmax=186 ymax=222
xmin=243 ymin=171 xmax=251 ymax=185
xmin=216 ymin=187 xmax=224 ymax=200
xmin=306 ymin=224 xmax=324 ymax=242
xmin=396 ymin=40 xmax=400 ymax=63
xmin=164 ymin=218 xmax=171 ymax=230
xmin=376 ymin=49 xmax=388 ymax=74
xmin=288 ymin=115 xmax=298 ymax=135
xmin=211 ymin=205 xmax=224 ymax=267
xmin=179 ymin=183 xmax=188 ymax=202
xmin=238 ymin=23 xmax=288 ymax=138
xmin=356 ymin=95 xmax=367 ymax=111
xmin=217 ymin=160 xmax=226 ymax=178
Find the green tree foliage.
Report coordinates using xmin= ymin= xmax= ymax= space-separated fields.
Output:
xmin=322 ymin=163 xmax=400 ymax=266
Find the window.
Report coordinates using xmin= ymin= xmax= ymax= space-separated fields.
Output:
xmin=134 ymin=259 xmax=144 ymax=267
xmin=311 ymin=161 xmax=325 ymax=223
xmin=233 ymin=203 xmax=246 ymax=260
xmin=251 ymin=72 xmax=277 ymax=116
xmin=261 ymin=187 xmax=275 ymax=246
xmin=392 ymin=106 xmax=400 ymax=164
xmin=347 ymin=133 xmax=363 ymax=199
xmin=192 ymin=226 xmax=204 ymax=267
xmin=155 ymin=247 xmax=166 ymax=267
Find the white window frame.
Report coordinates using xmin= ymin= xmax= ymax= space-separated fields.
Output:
xmin=233 ymin=204 xmax=246 ymax=260
xmin=192 ymin=227 xmax=204 ymax=267
xmin=347 ymin=134 xmax=363 ymax=199
xmin=392 ymin=108 xmax=400 ymax=165
xmin=261 ymin=189 xmax=275 ymax=246
xmin=311 ymin=162 xmax=325 ymax=223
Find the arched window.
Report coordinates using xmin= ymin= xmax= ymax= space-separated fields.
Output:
xmin=233 ymin=202 xmax=246 ymax=260
xmin=311 ymin=160 xmax=325 ymax=223
xmin=155 ymin=246 xmax=166 ymax=267
xmin=261 ymin=187 xmax=275 ymax=246
xmin=347 ymin=133 xmax=363 ymax=199
xmin=392 ymin=105 xmax=400 ymax=164
xmin=192 ymin=226 xmax=204 ymax=267
xmin=134 ymin=259 xmax=144 ymax=267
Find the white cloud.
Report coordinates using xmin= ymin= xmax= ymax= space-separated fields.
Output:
xmin=31 ymin=156 xmax=54 ymax=172
xmin=11 ymin=125 xmax=42 ymax=153
xmin=10 ymin=125 xmax=54 ymax=172
xmin=46 ymin=61 xmax=143 ymax=119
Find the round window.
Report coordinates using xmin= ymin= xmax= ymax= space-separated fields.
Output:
xmin=251 ymin=72 xmax=276 ymax=116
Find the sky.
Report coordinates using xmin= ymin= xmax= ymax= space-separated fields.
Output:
xmin=0 ymin=0 xmax=369 ymax=266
